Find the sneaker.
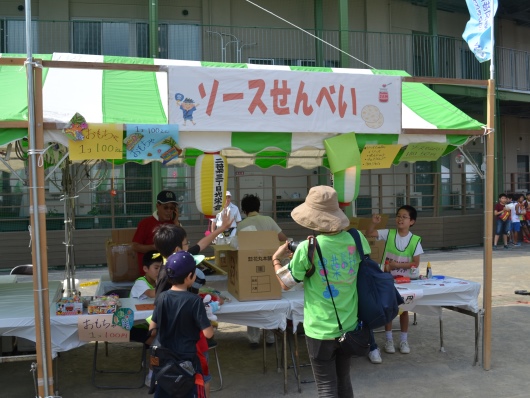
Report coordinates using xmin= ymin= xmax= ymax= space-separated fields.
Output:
xmin=513 ymin=243 xmax=522 ymax=247
xmin=504 ymin=245 xmax=511 ymax=250
xmin=384 ymin=340 xmax=395 ymax=354
xmin=492 ymin=245 xmax=497 ymax=250
xmin=399 ymin=341 xmax=410 ymax=354
xmin=523 ymin=238 xmax=530 ymax=243
xmin=368 ymin=348 xmax=382 ymax=364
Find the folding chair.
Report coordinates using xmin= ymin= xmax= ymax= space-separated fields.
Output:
xmin=10 ymin=264 xmax=33 ymax=275
xmin=91 ymin=288 xmax=148 ymax=389
xmin=208 ymin=339 xmax=223 ymax=391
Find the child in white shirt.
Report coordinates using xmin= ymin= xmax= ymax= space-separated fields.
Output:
xmin=130 ymin=250 xmax=162 ymax=299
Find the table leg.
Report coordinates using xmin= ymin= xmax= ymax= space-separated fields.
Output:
xmin=442 ymin=306 xmax=481 ymax=365
xmin=292 ymin=331 xmax=302 ymax=393
xmin=283 ymin=330 xmax=287 ymax=394
xmin=262 ymin=329 xmax=267 ymax=374
xmin=439 ymin=315 xmax=445 ymax=352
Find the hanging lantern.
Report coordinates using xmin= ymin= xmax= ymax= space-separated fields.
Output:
xmin=333 ymin=166 xmax=360 ymax=207
xmin=194 ymin=153 xmax=228 ymax=218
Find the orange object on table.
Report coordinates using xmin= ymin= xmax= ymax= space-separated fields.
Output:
xmin=394 ymin=276 xmax=410 ymax=284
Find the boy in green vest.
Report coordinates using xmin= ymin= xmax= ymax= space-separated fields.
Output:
xmin=130 ymin=250 xmax=162 ymax=299
xmin=365 ymin=205 xmax=423 ymax=361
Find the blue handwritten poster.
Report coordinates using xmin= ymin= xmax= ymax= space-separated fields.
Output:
xmin=124 ymin=124 xmax=180 ymax=163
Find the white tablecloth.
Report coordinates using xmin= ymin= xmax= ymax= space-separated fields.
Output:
xmin=0 ymin=280 xmax=154 ymax=356
xmin=0 ymin=275 xmax=18 ymax=284
xmin=215 ymin=291 xmax=291 ymax=331
xmin=0 ymin=281 xmax=62 ymax=352
xmin=282 ymin=277 xmax=481 ymax=331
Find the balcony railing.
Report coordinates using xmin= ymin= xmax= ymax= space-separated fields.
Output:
xmin=1 ymin=18 xmax=529 ymax=91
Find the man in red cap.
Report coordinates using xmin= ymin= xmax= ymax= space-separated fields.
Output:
xmin=132 ymin=190 xmax=182 ymax=275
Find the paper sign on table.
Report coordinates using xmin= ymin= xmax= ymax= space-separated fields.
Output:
xmin=361 ymin=144 xmax=402 ymax=169
xmin=77 ymin=314 xmax=130 ymax=342
xmin=69 ymin=123 xmax=124 ymax=160
xmin=400 ymin=143 xmax=448 ymax=162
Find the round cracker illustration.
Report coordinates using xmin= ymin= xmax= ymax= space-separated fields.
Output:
xmin=361 ymin=105 xmax=382 ymax=123
xmin=365 ymin=114 xmax=384 ymax=129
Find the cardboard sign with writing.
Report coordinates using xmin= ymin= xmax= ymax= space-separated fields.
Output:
xmin=69 ymin=123 xmax=124 ymax=160
xmin=77 ymin=314 xmax=130 ymax=342
xmin=361 ymin=144 xmax=402 ymax=169
xmin=400 ymin=143 xmax=448 ymax=162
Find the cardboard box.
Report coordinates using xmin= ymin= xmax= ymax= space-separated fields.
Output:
xmin=348 ymin=215 xmax=389 ymax=231
xmin=213 ymin=244 xmax=235 ymax=271
xmin=111 ymin=228 xmax=137 ymax=244
xmin=349 ymin=216 xmax=388 ymax=266
xmin=227 ymin=231 xmax=282 ymax=302
xmin=106 ymin=241 xmax=139 ymax=282
xmin=366 ymin=238 xmax=386 ymax=266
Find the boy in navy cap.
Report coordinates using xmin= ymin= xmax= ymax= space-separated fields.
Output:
xmin=149 ymin=251 xmax=213 ymax=398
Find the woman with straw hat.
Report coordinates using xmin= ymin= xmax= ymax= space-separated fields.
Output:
xmin=272 ymin=186 xmax=371 ymax=398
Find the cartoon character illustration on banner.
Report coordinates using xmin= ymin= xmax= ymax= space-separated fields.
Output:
xmin=175 ymin=93 xmax=200 ymax=126
xmin=63 ymin=112 xmax=87 ymax=141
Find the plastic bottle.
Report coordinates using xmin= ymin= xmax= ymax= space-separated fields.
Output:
xmin=426 ymin=262 xmax=432 ymax=279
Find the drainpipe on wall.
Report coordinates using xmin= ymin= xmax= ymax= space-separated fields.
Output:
xmin=149 ymin=0 xmax=162 ymax=206
xmin=428 ymin=0 xmax=439 ymax=77
xmin=338 ymin=0 xmax=349 ymax=68
xmin=314 ymin=0 xmax=324 ymax=67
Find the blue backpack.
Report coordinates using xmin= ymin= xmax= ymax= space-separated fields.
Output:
xmin=348 ymin=228 xmax=404 ymax=330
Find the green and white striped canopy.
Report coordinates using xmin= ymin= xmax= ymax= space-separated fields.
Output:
xmin=0 ymin=53 xmax=482 ymax=169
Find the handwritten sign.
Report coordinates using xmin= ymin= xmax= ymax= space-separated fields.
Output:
xmin=361 ymin=144 xmax=402 ymax=169
xmin=77 ymin=314 xmax=130 ymax=342
xmin=400 ymin=143 xmax=448 ymax=162
xmin=125 ymin=124 xmax=180 ymax=162
xmin=69 ymin=123 xmax=124 ymax=160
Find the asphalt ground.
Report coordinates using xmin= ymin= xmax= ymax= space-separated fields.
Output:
xmin=1 ymin=244 xmax=529 ymax=397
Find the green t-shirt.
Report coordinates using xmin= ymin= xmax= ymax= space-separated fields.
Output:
xmin=288 ymin=231 xmax=371 ymax=340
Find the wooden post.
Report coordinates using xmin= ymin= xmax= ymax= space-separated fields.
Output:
xmin=483 ymin=79 xmax=495 ymax=370
xmin=29 ymin=64 xmax=55 ymax=396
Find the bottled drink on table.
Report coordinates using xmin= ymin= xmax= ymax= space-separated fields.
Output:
xmin=426 ymin=262 xmax=432 ymax=279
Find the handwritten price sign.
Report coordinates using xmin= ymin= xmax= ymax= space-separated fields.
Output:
xmin=69 ymin=123 xmax=124 ymax=160
xmin=77 ymin=314 xmax=130 ymax=342
xmin=361 ymin=144 xmax=402 ymax=169
xmin=124 ymin=124 xmax=180 ymax=161
xmin=400 ymin=143 xmax=448 ymax=162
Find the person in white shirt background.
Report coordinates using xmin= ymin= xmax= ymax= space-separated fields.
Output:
xmin=211 ymin=191 xmax=242 ymax=238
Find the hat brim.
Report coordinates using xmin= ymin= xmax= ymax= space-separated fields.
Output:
xmin=193 ymin=255 xmax=205 ymax=265
xmin=291 ymin=202 xmax=350 ymax=233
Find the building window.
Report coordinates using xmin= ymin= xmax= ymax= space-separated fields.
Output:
xmin=0 ymin=19 xmax=39 ymax=53
xmin=73 ymin=21 xmax=101 ymax=55
xmin=101 ymin=22 xmax=131 ymax=56
xmin=159 ymin=24 xmax=201 ymax=60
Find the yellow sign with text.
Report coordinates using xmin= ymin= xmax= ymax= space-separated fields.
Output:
xmin=400 ymin=143 xmax=448 ymax=162
xmin=361 ymin=144 xmax=402 ymax=169
xmin=69 ymin=123 xmax=124 ymax=160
